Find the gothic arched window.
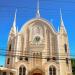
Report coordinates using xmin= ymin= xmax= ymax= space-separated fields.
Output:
xmin=19 ymin=66 xmax=26 ymax=75
xmin=7 ymin=58 xmax=10 ymax=64
xmin=49 ymin=67 xmax=52 ymax=75
xmin=49 ymin=66 xmax=56 ymax=75
xmin=64 ymin=44 xmax=67 ymax=52
xmin=3 ymin=72 xmax=6 ymax=75
xmin=9 ymin=44 xmax=11 ymax=51
xmin=19 ymin=67 xmax=22 ymax=75
xmin=23 ymin=67 xmax=26 ymax=75
xmin=66 ymin=58 xmax=69 ymax=65
xmin=10 ymin=72 xmax=13 ymax=75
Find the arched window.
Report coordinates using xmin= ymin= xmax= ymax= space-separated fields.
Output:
xmin=9 ymin=44 xmax=11 ymax=51
xmin=10 ymin=72 xmax=13 ymax=75
xmin=19 ymin=67 xmax=22 ymax=75
xmin=3 ymin=72 xmax=6 ymax=75
xmin=49 ymin=67 xmax=52 ymax=75
xmin=49 ymin=66 xmax=56 ymax=75
xmin=7 ymin=58 xmax=10 ymax=64
xmin=66 ymin=58 xmax=69 ymax=65
xmin=19 ymin=66 xmax=26 ymax=75
xmin=53 ymin=67 xmax=56 ymax=75
xmin=23 ymin=67 xmax=26 ymax=75
xmin=64 ymin=44 xmax=67 ymax=52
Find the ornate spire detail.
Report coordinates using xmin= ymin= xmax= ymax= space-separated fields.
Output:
xmin=59 ymin=8 xmax=67 ymax=33
xmin=36 ymin=0 xmax=40 ymax=18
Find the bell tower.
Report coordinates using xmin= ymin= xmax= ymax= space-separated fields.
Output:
xmin=58 ymin=9 xmax=72 ymax=75
xmin=5 ymin=10 xmax=17 ymax=68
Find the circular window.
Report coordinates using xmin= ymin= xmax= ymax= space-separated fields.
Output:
xmin=34 ymin=36 xmax=40 ymax=42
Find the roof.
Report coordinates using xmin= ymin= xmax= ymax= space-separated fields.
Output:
xmin=20 ymin=17 xmax=57 ymax=34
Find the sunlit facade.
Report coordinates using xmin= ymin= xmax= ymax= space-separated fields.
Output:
xmin=0 ymin=4 xmax=72 ymax=75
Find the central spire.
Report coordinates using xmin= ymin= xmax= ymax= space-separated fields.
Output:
xmin=36 ymin=0 xmax=40 ymax=18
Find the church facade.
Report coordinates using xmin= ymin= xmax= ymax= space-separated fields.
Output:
xmin=0 ymin=3 xmax=72 ymax=75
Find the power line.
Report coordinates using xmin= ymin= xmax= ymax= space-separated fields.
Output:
xmin=0 ymin=48 xmax=75 ymax=57
xmin=0 ymin=53 xmax=72 ymax=60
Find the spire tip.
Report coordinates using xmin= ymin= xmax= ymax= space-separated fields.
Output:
xmin=36 ymin=0 xmax=40 ymax=18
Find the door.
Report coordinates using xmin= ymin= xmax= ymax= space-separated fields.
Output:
xmin=33 ymin=73 xmax=42 ymax=75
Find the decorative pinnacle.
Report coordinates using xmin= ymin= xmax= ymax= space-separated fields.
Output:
xmin=60 ymin=8 xmax=64 ymax=27
xmin=11 ymin=9 xmax=17 ymax=34
xmin=13 ymin=9 xmax=17 ymax=27
xmin=36 ymin=0 xmax=40 ymax=18
xmin=60 ymin=8 xmax=67 ymax=33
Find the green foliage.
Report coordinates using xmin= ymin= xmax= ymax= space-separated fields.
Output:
xmin=71 ymin=58 xmax=75 ymax=75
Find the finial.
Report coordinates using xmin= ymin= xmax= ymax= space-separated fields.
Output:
xmin=13 ymin=9 xmax=17 ymax=27
xmin=12 ymin=9 xmax=17 ymax=34
xmin=60 ymin=8 xmax=64 ymax=27
xmin=60 ymin=8 xmax=67 ymax=33
xmin=36 ymin=0 xmax=40 ymax=18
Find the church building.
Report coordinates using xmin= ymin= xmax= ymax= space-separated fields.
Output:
xmin=0 ymin=1 xmax=72 ymax=75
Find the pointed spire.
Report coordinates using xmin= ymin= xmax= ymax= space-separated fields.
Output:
xmin=36 ymin=0 xmax=40 ymax=18
xmin=60 ymin=8 xmax=64 ymax=27
xmin=59 ymin=8 xmax=67 ymax=33
xmin=10 ymin=9 xmax=17 ymax=35
xmin=13 ymin=9 xmax=17 ymax=31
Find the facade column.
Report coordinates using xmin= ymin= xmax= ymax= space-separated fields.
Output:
xmin=15 ymin=34 xmax=22 ymax=62
xmin=46 ymin=29 xmax=50 ymax=57
xmin=50 ymin=33 xmax=52 ymax=58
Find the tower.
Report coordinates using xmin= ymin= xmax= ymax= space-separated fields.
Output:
xmin=5 ymin=10 xmax=17 ymax=68
xmin=58 ymin=9 xmax=72 ymax=75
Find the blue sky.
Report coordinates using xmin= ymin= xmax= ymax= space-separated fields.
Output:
xmin=0 ymin=0 xmax=75 ymax=65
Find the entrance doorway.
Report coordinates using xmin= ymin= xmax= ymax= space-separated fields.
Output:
xmin=33 ymin=73 xmax=42 ymax=75
xmin=30 ymin=68 xmax=44 ymax=75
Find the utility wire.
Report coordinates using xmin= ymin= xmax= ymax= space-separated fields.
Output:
xmin=0 ymin=53 xmax=72 ymax=60
xmin=0 ymin=48 xmax=74 ymax=54
xmin=0 ymin=49 xmax=75 ymax=58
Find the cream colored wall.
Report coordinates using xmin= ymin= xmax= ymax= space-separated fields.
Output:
xmin=58 ymin=27 xmax=72 ymax=75
xmin=5 ymin=19 xmax=72 ymax=75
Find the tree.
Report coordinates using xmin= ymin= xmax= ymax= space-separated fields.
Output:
xmin=71 ymin=58 xmax=75 ymax=75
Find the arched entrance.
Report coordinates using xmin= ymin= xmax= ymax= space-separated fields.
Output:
xmin=30 ymin=68 xmax=44 ymax=75
xmin=33 ymin=73 xmax=42 ymax=75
